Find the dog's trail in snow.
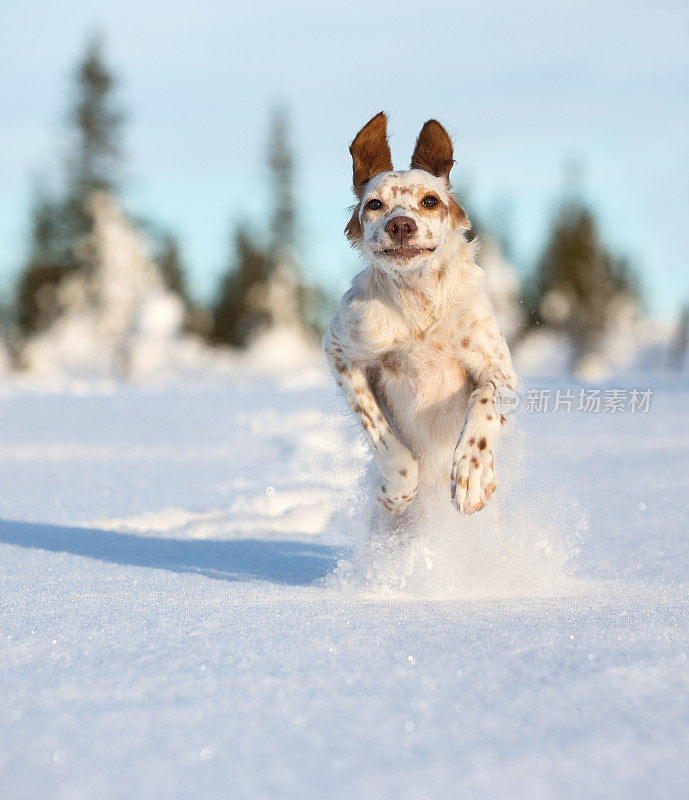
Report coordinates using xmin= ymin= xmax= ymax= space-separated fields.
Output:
xmin=330 ymin=427 xmax=590 ymax=599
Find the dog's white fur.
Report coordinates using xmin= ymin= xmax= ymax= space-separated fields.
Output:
xmin=323 ymin=114 xmax=517 ymax=517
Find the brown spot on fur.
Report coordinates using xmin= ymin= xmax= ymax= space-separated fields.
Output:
xmin=471 ymin=457 xmax=479 ymax=468
xmin=459 ymin=475 xmax=468 ymax=487
xmin=399 ymin=469 xmax=407 ymax=477
xmin=468 ymin=437 xmax=475 ymax=446
xmin=480 ymin=398 xmax=488 ymax=404
xmin=486 ymin=415 xmax=493 ymax=421
xmin=381 ymin=351 xmax=402 ymax=375
xmin=349 ymin=112 xmax=393 ymax=197
xmin=478 ymin=437 xmax=487 ymax=450
xmin=414 ymin=189 xmax=445 ymax=219
xmin=461 ymin=337 xmax=470 ymax=348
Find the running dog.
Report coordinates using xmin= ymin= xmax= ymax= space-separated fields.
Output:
xmin=323 ymin=113 xmax=517 ymax=518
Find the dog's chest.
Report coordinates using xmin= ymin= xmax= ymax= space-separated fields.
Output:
xmin=379 ymin=313 xmax=470 ymax=407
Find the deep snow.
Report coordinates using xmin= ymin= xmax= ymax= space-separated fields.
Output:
xmin=1 ymin=357 xmax=688 ymax=799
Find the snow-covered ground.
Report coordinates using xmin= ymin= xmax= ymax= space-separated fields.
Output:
xmin=1 ymin=355 xmax=688 ymax=800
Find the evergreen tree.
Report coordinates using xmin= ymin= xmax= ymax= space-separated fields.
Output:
xmin=16 ymin=37 xmax=126 ymax=337
xmin=156 ymin=234 xmax=189 ymax=305
xmin=213 ymin=106 xmax=298 ymax=347
xmin=528 ymin=197 xmax=638 ymax=358
xmin=212 ymin=226 xmax=270 ymax=346
xmin=63 ymin=35 xmax=124 ymax=242
xmin=265 ymin=105 xmax=326 ymax=337
xmin=212 ymin=104 xmax=328 ymax=347
xmin=16 ymin=187 xmax=73 ymax=335
xmin=267 ymin=105 xmax=296 ymax=258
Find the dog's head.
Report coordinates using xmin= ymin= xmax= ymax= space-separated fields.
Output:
xmin=345 ymin=113 xmax=470 ymax=270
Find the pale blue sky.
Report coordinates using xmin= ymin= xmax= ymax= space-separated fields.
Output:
xmin=2 ymin=0 xmax=688 ymax=316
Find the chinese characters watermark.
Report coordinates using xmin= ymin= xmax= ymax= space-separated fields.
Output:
xmin=520 ymin=387 xmax=653 ymax=414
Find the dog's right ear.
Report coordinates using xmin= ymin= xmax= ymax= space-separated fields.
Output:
xmin=350 ymin=112 xmax=393 ymax=198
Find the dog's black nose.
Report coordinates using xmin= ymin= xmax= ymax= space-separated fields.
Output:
xmin=385 ymin=216 xmax=417 ymax=243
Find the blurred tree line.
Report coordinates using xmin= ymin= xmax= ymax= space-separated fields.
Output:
xmin=11 ymin=36 xmax=325 ymax=366
xmin=454 ymin=182 xmax=641 ymax=375
xmin=6 ymin=35 xmax=655 ymax=375
xmin=16 ymin=37 xmax=191 ymax=344
xmin=523 ymin=179 xmax=640 ymax=369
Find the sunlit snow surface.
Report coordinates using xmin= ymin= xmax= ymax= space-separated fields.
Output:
xmin=1 ymin=361 xmax=688 ymax=799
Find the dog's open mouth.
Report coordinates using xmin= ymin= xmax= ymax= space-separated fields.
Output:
xmin=381 ymin=246 xmax=436 ymax=261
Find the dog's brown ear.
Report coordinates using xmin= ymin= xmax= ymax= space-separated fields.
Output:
xmin=449 ymin=197 xmax=471 ymax=230
xmin=410 ymin=120 xmax=454 ymax=180
xmin=350 ymin=112 xmax=393 ymax=198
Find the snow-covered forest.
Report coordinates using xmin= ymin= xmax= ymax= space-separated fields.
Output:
xmin=3 ymin=38 xmax=685 ymax=383
xmin=1 ymin=30 xmax=688 ymax=800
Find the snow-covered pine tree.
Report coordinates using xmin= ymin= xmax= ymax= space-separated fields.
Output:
xmin=528 ymin=194 xmax=639 ymax=377
xmin=212 ymin=105 xmax=325 ymax=350
xmin=22 ymin=192 xmax=185 ymax=378
xmin=16 ymin=37 xmax=125 ymax=338
xmin=63 ymin=36 xmax=124 ymax=242
xmin=15 ymin=36 xmax=192 ymax=377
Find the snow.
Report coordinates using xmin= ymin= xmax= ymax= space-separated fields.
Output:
xmin=1 ymin=353 xmax=688 ymax=799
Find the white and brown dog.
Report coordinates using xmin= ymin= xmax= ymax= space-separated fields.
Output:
xmin=323 ymin=113 xmax=517 ymax=522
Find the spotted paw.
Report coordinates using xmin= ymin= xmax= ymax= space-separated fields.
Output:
xmin=377 ymin=460 xmax=419 ymax=514
xmin=449 ymin=433 xmax=496 ymax=514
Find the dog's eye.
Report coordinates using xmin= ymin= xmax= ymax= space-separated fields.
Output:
xmin=366 ymin=199 xmax=382 ymax=211
xmin=422 ymin=196 xmax=438 ymax=208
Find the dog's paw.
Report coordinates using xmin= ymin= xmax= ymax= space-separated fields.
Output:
xmin=450 ymin=434 xmax=496 ymax=514
xmin=377 ymin=459 xmax=419 ymax=514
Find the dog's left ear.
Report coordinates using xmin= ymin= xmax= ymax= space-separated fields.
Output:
xmin=410 ymin=120 xmax=455 ymax=181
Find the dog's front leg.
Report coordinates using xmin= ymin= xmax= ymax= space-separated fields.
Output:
xmin=324 ymin=334 xmax=418 ymax=513
xmin=450 ymin=325 xmax=517 ymax=515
